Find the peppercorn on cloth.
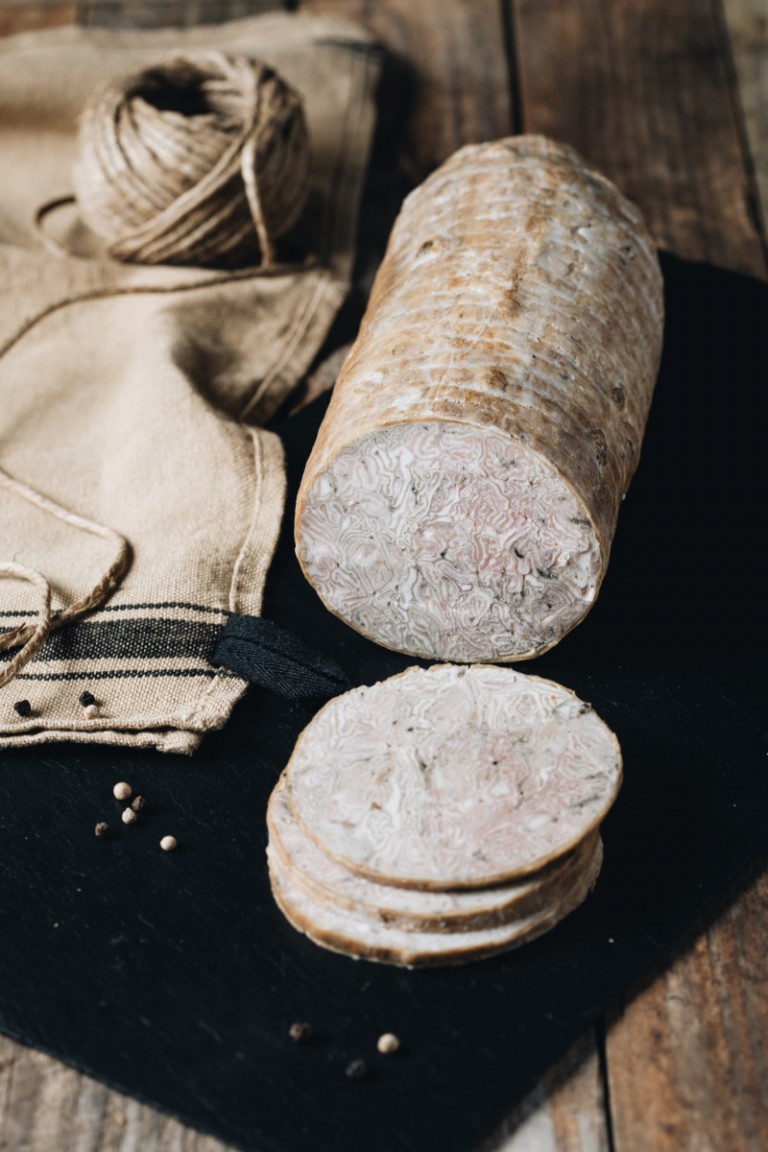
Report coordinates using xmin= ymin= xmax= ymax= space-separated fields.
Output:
xmin=0 ymin=13 xmax=380 ymax=752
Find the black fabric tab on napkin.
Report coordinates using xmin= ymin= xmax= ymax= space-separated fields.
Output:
xmin=0 ymin=254 xmax=766 ymax=1152
xmin=212 ymin=615 xmax=350 ymax=699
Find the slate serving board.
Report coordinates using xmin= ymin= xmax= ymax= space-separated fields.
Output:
xmin=0 ymin=252 xmax=766 ymax=1152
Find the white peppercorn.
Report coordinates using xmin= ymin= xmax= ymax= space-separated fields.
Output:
xmin=289 ymin=1021 xmax=313 ymax=1043
xmin=376 ymin=1032 xmax=400 ymax=1055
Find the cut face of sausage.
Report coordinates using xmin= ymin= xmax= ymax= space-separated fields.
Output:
xmin=268 ymin=773 xmax=601 ymax=932
xmin=268 ymin=833 xmax=603 ymax=968
xmin=298 ymin=421 xmax=600 ymax=661
xmin=286 ymin=664 xmax=622 ymax=890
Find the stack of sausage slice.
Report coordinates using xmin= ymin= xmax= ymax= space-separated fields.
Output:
xmin=267 ymin=665 xmax=621 ymax=967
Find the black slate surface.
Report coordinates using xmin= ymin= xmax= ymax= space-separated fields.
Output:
xmin=0 ymin=252 xmax=766 ymax=1152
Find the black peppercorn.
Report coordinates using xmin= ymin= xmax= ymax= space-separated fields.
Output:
xmin=345 ymin=1058 xmax=367 ymax=1079
xmin=13 ymin=699 xmax=32 ymax=718
xmin=131 ymin=795 xmax=147 ymax=813
xmin=79 ymin=690 xmax=96 ymax=707
xmin=94 ymin=822 xmax=112 ymax=839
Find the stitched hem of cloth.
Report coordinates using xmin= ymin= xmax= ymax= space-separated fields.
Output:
xmin=177 ymin=426 xmax=285 ymax=733
xmin=0 ymin=725 xmax=229 ymax=755
xmin=0 ymin=667 xmax=248 ymax=755
xmin=0 ymin=600 xmax=242 ymax=753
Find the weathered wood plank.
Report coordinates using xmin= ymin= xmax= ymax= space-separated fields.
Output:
xmin=298 ymin=0 xmax=511 ymax=180
xmin=722 ymin=0 xmax=768 ymax=250
xmin=509 ymin=0 xmax=766 ymax=278
xmin=76 ymin=1 xmax=288 ymax=28
xmin=0 ymin=1033 xmax=235 ymax=1152
xmin=0 ymin=3 xmax=75 ymax=37
xmin=606 ymin=858 xmax=768 ymax=1152
xmin=0 ymin=1 xmax=290 ymax=35
xmin=509 ymin=6 xmax=768 ymax=1152
xmin=485 ymin=1031 xmax=609 ymax=1152
xmin=292 ymin=0 xmax=515 ymax=377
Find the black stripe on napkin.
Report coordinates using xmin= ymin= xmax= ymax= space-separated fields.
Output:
xmin=0 ymin=618 xmax=221 ymax=664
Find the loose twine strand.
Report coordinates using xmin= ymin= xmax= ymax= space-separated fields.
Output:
xmin=0 ymin=467 xmax=131 ymax=688
xmin=54 ymin=50 xmax=311 ymax=269
xmin=0 ymin=563 xmax=52 ymax=690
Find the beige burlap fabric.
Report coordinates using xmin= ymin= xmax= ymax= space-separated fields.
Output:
xmin=0 ymin=14 xmax=379 ymax=752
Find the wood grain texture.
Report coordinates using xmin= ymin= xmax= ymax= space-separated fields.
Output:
xmin=0 ymin=3 xmax=75 ymax=36
xmin=298 ymin=0 xmax=511 ymax=180
xmin=722 ymin=0 xmax=768 ymax=248
xmin=606 ymin=857 xmax=768 ymax=1152
xmin=509 ymin=3 xmax=768 ymax=1149
xmin=485 ymin=1031 xmax=609 ymax=1152
xmin=0 ymin=1034 xmax=234 ymax=1152
xmin=293 ymin=0 xmax=514 ymax=416
xmin=509 ymin=0 xmax=767 ymax=278
xmin=76 ymin=1 xmax=288 ymax=27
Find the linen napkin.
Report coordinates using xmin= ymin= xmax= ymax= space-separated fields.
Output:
xmin=0 ymin=13 xmax=379 ymax=752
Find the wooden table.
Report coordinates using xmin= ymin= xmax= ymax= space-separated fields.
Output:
xmin=0 ymin=2 xmax=766 ymax=1149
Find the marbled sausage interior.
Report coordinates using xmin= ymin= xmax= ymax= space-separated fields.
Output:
xmin=286 ymin=665 xmax=621 ymax=889
xmin=299 ymin=421 xmax=600 ymax=661
xmin=267 ymin=665 xmax=622 ymax=967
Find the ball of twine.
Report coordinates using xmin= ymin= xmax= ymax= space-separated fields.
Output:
xmin=72 ymin=51 xmax=311 ymax=268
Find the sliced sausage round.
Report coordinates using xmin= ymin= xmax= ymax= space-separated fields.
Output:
xmin=269 ymin=773 xmax=601 ymax=933
xmin=286 ymin=664 xmax=622 ymax=890
xmin=268 ymin=833 xmax=602 ymax=968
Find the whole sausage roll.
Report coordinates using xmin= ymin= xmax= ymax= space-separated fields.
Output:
xmin=295 ymin=136 xmax=664 ymax=661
